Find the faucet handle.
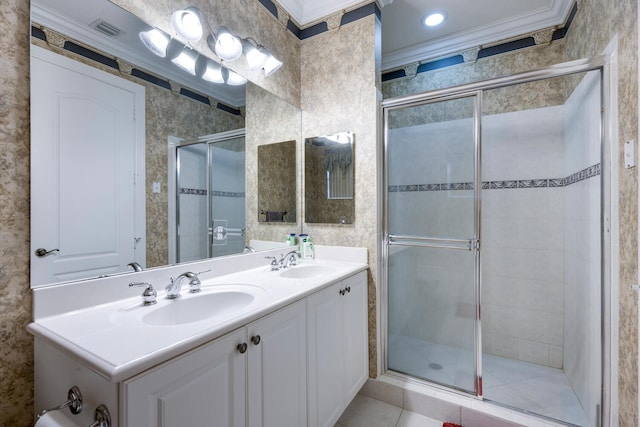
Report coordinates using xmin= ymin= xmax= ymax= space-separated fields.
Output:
xmin=129 ymin=282 xmax=157 ymax=306
xmin=265 ymin=256 xmax=279 ymax=271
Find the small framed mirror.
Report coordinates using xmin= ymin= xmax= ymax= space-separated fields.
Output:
xmin=304 ymin=132 xmax=355 ymax=224
xmin=258 ymin=140 xmax=297 ymax=223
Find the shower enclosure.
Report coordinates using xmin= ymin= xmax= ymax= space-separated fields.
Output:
xmin=383 ymin=58 xmax=609 ymax=426
xmin=172 ymin=130 xmax=246 ymax=263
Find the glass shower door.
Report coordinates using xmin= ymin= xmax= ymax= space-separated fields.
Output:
xmin=385 ymin=93 xmax=481 ymax=394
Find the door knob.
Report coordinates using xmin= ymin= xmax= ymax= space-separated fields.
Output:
xmin=35 ymin=248 xmax=60 ymax=257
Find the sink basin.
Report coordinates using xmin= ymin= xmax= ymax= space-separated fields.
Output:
xmin=279 ymin=264 xmax=335 ymax=279
xmin=141 ymin=290 xmax=255 ymax=326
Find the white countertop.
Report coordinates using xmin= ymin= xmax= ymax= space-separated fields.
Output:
xmin=28 ymin=247 xmax=367 ymax=383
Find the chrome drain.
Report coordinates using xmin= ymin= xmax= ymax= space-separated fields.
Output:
xmin=428 ymin=363 xmax=443 ymax=370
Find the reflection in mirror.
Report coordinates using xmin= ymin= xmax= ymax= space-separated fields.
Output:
xmin=29 ymin=0 xmax=301 ymax=287
xmin=258 ymin=141 xmax=297 ymax=223
xmin=305 ymin=132 xmax=355 ymax=224
xmin=173 ymin=131 xmax=246 ymax=264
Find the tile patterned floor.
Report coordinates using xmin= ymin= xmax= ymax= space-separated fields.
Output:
xmin=335 ymin=395 xmax=444 ymax=427
xmin=389 ymin=334 xmax=591 ymax=426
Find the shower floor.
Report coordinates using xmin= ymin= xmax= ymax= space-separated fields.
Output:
xmin=388 ymin=334 xmax=591 ymax=426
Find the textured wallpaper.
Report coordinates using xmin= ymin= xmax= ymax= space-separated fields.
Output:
xmin=245 ymin=82 xmax=302 ymax=243
xmin=257 ymin=140 xmax=297 ymax=224
xmin=1 ymin=0 xmax=33 ymax=425
xmin=301 ymin=16 xmax=381 ymax=377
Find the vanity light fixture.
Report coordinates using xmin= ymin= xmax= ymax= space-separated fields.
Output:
xmin=224 ymin=68 xmax=247 ymax=86
xmin=212 ymin=27 xmax=243 ymax=61
xmin=170 ymin=7 xmax=204 ymax=43
xmin=139 ymin=28 xmax=170 ymax=57
xmin=139 ymin=6 xmax=284 ymax=83
xmin=423 ymin=10 xmax=447 ymax=27
xmin=242 ymin=38 xmax=269 ymax=71
xmin=262 ymin=55 xmax=283 ymax=76
xmin=171 ymin=46 xmax=199 ymax=75
xmin=197 ymin=58 xmax=247 ymax=86
xmin=198 ymin=58 xmax=225 ymax=83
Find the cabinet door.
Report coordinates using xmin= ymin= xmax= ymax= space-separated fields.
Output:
xmin=307 ymin=281 xmax=344 ymax=427
xmin=341 ymin=271 xmax=369 ymax=402
xmin=123 ymin=329 xmax=246 ymax=427
xmin=247 ymin=300 xmax=307 ymax=427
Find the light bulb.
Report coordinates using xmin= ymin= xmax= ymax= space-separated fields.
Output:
xmin=262 ymin=54 xmax=283 ymax=76
xmin=225 ymin=69 xmax=247 ymax=86
xmin=170 ymin=7 xmax=203 ymax=42
xmin=139 ymin=29 xmax=169 ymax=57
xmin=171 ymin=48 xmax=198 ymax=75
xmin=200 ymin=61 xmax=225 ymax=84
xmin=214 ymin=27 xmax=243 ymax=61
xmin=242 ymin=39 xmax=269 ymax=71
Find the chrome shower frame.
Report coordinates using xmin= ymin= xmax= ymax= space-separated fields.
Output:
xmin=380 ymin=54 xmax=614 ymax=426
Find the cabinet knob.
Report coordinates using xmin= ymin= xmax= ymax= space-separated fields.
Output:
xmin=346 ymin=286 xmax=351 ymax=293
xmin=251 ymin=335 xmax=261 ymax=345
xmin=339 ymin=289 xmax=345 ymax=296
xmin=237 ymin=343 xmax=248 ymax=354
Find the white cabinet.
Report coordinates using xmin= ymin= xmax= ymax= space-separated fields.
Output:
xmin=247 ymin=299 xmax=307 ymax=427
xmin=123 ymin=328 xmax=247 ymax=427
xmin=307 ymin=271 xmax=368 ymax=427
xmin=123 ymin=300 xmax=306 ymax=427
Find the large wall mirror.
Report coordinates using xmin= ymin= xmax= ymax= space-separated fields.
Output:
xmin=304 ymin=132 xmax=355 ymax=224
xmin=30 ymin=0 xmax=301 ymax=287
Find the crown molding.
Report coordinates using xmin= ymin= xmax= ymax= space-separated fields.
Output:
xmin=381 ymin=0 xmax=574 ymax=71
xmin=31 ymin=2 xmax=246 ymax=107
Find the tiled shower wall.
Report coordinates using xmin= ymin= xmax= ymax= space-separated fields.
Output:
xmin=387 ymin=70 xmax=601 ymax=380
xmin=562 ymin=70 xmax=602 ymax=422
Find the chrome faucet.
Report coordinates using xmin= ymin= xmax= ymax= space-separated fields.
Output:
xmin=265 ymin=251 xmax=299 ymax=271
xmin=280 ymin=250 xmax=300 ymax=269
xmin=166 ymin=270 xmax=210 ymax=299
xmin=127 ymin=262 xmax=143 ymax=272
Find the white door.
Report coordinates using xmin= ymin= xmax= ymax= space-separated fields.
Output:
xmin=30 ymin=45 xmax=145 ymax=286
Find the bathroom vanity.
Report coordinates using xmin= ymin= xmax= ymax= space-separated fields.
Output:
xmin=29 ymin=246 xmax=368 ymax=427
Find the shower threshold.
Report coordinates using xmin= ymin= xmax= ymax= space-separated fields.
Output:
xmin=387 ymin=334 xmax=590 ymax=426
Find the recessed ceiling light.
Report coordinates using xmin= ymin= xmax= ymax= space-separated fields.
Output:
xmin=423 ymin=11 xmax=447 ymax=27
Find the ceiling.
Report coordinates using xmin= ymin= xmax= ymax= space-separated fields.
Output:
xmin=279 ymin=0 xmax=574 ymax=71
xmin=31 ymin=0 xmax=575 ymax=106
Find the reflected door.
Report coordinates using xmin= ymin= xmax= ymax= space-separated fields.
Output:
xmin=31 ymin=45 xmax=145 ymax=286
xmin=385 ymin=93 xmax=481 ymax=394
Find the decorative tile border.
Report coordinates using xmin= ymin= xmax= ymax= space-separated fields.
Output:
xmin=389 ymin=163 xmax=600 ymax=193
xmin=179 ymin=188 xmax=246 ymax=197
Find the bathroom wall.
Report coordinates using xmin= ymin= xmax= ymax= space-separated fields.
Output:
xmin=257 ymin=140 xmax=297 ymax=224
xmin=563 ymin=0 xmax=638 ymax=424
xmin=481 ymin=105 xmax=566 ymax=368
xmin=0 ymin=0 xmax=33 ymax=424
xmin=300 ymin=15 xmax=381 ymax=377
xmin=245 ymin=82 xmax=302 ymax=244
